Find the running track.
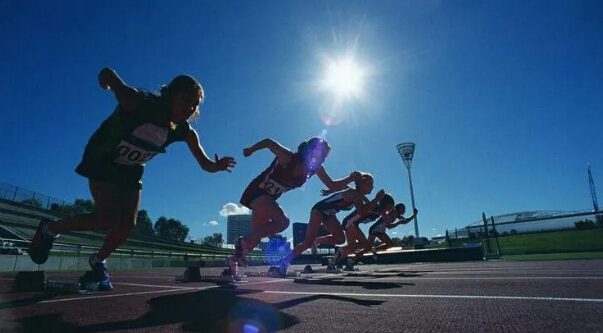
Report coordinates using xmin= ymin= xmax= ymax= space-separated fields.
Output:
xmin=1 ymin=259 xmax=603 ymax=332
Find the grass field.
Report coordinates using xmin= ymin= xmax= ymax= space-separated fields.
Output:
xmin=498 ymin=229 xmax=603 ymax=254
xmin=502 ymin=252 xmax=603 ymax=261
xmin=455 ymin=229 xmax=603 ymax=261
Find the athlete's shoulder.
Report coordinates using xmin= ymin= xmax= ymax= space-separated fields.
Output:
xmin=321 ymin=189 xmax=347 ymax=201
xmin=176 ymin=120 xmax=192 ymax=131
xmin=342 ymin=188 xmax=363 ymax=201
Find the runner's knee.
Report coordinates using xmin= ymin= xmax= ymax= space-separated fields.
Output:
xmin=333 ymin=230 xmax=346 ymax=244
xmin=273 ymin=215 xmax=290 ymax=232
xmin=119 ymin=216 xmax=137 ymax=232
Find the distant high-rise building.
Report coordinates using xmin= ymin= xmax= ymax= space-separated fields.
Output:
xmin=227 ymin=214 xmax=252 ymax=244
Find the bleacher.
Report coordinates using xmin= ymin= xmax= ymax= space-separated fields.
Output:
xmin=0 ymin=196 xmax=235 ymax=257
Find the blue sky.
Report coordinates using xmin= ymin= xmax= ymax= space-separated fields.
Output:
xmin=1 ymin=0 xmax=602 ymax=243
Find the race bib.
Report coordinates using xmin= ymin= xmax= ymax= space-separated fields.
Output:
xmin=260 ymin=179 xmax=290 ymax=196
xmin=113 ymin=123 xmax=169 ymax=166
xmin=113 ymin=140 xmax=162 ymax=166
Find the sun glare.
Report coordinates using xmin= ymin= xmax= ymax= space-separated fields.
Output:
xmin=322 ymin=57 xmax=364 ymax=99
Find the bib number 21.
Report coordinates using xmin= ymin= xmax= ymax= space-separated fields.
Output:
xmin=261 ymin=180 xmax=288 ymax=196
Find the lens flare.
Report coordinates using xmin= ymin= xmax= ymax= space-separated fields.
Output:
xmin=227 ymin=299 xmax=282 ymax=333
xmin=264 ymin=237 xmax=291 ymax=267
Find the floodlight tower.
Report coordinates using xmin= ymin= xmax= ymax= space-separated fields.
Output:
xmin=588 ymin=163 xmax=599 ymax=212
xmin=396 ymin=143 xmax=419 ymax=238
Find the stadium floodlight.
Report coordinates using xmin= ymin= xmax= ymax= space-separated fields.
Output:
xmin=396 ymin=143 xmax=420 ymax=239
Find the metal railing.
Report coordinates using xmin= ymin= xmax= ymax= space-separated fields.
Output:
xmin=444 ymin=210 xmax=603 ymax=256
xmin=0 ymin=181 xmax=70 ymax=211
xmin=0 ymin=181 xmax=281 ymax=264
xmin=0 ymin=180 xmax=240 ymax=255
xmin=0 ymin=237 xmax=272 ymax=263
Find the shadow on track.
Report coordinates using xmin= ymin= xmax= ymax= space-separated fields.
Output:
xmin=294 ymin=277 xmax=414 ymax=289
xmin=14 ymin=287 xmax=387 ymax=333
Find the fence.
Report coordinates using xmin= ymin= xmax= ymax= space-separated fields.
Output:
xmin=0 ymin=236 xmax=277 ymax=272
xmin=0 ymin=181 xmax=70 ymax=211
xmin=0 ymin=180 xmax=262 ymax=271
xmin=445 ymin=210 xmax=603 ymax=256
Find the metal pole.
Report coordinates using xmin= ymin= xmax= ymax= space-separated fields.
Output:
xmin=407 ymin=167 xmax=419 ymax=238
xmin=396 ymin=142 xmax=420 ymax=242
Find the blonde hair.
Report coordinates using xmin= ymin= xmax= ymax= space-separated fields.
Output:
xmin=159 ymin=74 xmax=204 ymax=129
xmin=354 ymin=173 xmax=374 ymax=188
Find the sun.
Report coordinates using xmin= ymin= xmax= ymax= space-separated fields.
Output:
xmin=321 ymin=57 xmax=364 ymax=99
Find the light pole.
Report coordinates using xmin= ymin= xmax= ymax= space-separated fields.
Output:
xmin=396 ymin=143 xmax=420 ymax=241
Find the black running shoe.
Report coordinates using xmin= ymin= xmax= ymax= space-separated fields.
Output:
xmin=28 ymin=219 xmax=57 ymax=265
xmin=89 ymin=252 xmax=113 ymax=291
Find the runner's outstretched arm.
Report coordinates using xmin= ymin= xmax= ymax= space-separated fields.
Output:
xmin=243 ymin=138 xmax=292 ymax=164
xmin=316 ymin=168 xmax=362 ymax=194
xmin=390 ymin=208 xmax=418 ymax=228
xmin=186 ymin=128 xmax=236 ymax=173
xmin=355 ymin=189 xmax=386 ymax=217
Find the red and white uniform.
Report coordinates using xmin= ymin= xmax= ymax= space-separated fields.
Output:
xmin=240 ymin=156 xmax=314 ymax=208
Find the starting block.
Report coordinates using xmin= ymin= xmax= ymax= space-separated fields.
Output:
xmin=243 ymin=266 xmax=300 ymax=278
xmin=12 ymin=270 xmax=106 ymax=294
xmin=174 ymin=267 xmax=241 ymax=285
xmin=299 ymin=266 xmax=344 ymax=274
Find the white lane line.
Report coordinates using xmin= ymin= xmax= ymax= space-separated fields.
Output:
xmin=38 ymin=287 xmax=203 ymax=304
xmin=262 ymin=290 xmax=603 ymax=303
xmin=35 ymin=277 xmax=292 ymax=304
xmin=357 ymin=276 xmax=603 ymax=280
xmin=424 ymin=270 xmax=603 ymax=275
xmin=113 ymin=282 xmax=197 ymax=289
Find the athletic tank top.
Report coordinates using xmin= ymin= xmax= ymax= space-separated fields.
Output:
xmin=253 ymin=155 xmax=315 ymax=198
xmin=313 ymin=190 xmax=356 ymax=215
xmin=81 ymin=91 xmax=190 ymax=168
xmin=342 ymin=207 xmax=381 ymax=227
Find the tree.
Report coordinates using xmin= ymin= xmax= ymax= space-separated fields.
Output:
xmin=134 ymin=210 xmax=155 ymax=236
xmin=203 ymin=233 xmax=224 ymax=247
xmin=575 ymin=220 xmax=597 ymax=230
xmin=154 ymin=217 xmax=189 ymax=242
xmin=73 ymin=199 xmax=95 ymax=214
xmin=50 ymin=198 xmax=95 ymax=215
xmin=391 ymin=237 xmax=404 ymax=247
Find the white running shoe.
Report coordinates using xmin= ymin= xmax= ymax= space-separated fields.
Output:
xmin=235 ymin=236 xmax=249 ymax=267
xmin=226 ymin=256 xmax=239 ymax=277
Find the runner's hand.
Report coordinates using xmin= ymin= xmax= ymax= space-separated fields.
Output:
xmin=98 ymin=67 xmax=115 ymax=90
xmin=214 ymin=154 xmax=236 ymax=172
xmin=243 ymin=147 xmax=253 ymax=157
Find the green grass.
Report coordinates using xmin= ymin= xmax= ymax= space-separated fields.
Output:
xmin=497 ymin=229 xmax=603 ymax=253
xmin=502 ymin=252 xmax=603 ymax=261
xmin=451 ymin=228 xmax=603 ymax=255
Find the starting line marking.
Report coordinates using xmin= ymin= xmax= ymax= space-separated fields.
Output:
xmin=262 ymin=290 xmax=603 ymax=303
xmin=36 ymin=278 xmax=293 ymax=304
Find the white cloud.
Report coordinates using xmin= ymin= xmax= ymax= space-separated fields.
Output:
xmin=436 ymin=234 xmax=443 ymax=237
xmin=209 ymin=220 xmax=219 ymax=226
xmin=219 ymin=203 xmax=251 ymax=217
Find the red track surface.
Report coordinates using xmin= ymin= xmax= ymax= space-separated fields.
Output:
xmin=2 ymin=260 xmax=603 ymax=333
